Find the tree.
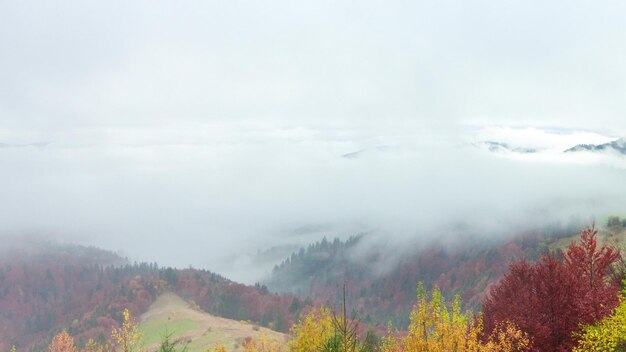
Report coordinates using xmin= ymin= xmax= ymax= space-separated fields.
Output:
xmin=573 ymin=280 xmax=626 ymax=351
xmin=294 ymin=284 xmax=378 ymax=352
xmin=111 ymin=309 xmax=144 ymax=352
xmin=607 ymin=216 xmax=622 ymax=229
xmin=288 ymin=307 xmax=334 ymax=352
xmin=382 ymin=284 xmax=529 ymax=352
xmin=208 ymin=344 xmax=227 ymax=352
xmin=482 ymin=227 xmax=621 ymax=351
xmin=382 ymin=283 xmax=483 ymax=352
xmin=243 ymin=335 xmax=284 ymax=352
xmin=482 ymin=321 xmax=530 ymax=352
xmin=359 ymin=330 xmax=381 ymax=352
xmin=49 ymin=331 xmax=77 ymax=352
xmin=563 ymin=227 xmax=620 ymax=321
xmin=483 ymin=254 xmax=579 ymax=351
xmin=157 ymin=330 xmax=189 ymax=352
xmin=83 ymin=339 xmax=111 ymax=352
xmin=326 ymin=284 xmax=362 ymax=352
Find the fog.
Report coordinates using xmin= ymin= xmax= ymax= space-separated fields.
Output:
xmin=1 ymin=0 xmax=626 ymax=283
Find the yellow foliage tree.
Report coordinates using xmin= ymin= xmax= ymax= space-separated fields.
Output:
xmin=381 ymin=284 xmax=529 ymax=352
xmin=573 ymin=283 xmax=626 ymax=352
xmin=111 ymin=308 xmax=144 ymax=352
xmin=82 ymin=339 xmax=110 ymax=352
xmin=482 ymin=321 xmax=530 ymax=352
xmin=49 ymin=330 xmax=77 ymax=352
xmin=243 ymin=334 xmax=285 ymax=352
xmin=206 ymin=343 xmax=227 ymax=352
xmin=288 ymin=307 xmax=334 ymax=352
xmin=382 ymin=284 xmax=482 ymax=352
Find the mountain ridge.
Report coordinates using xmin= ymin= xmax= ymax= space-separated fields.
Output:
xmin=564 ymin=138 xmax=626 ymax=154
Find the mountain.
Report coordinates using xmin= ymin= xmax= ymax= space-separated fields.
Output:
xmin=482 ymin=141 xmax=538 ymax=154
xmin=263 ymin=223 xmax=604 ymax=328
xmin=564 ymin=138 xmax=626 ymax=154
xmin=5 ymin=219 xmax=625 ymax=350
xmin=0 ymin=242 xmax=302 ymax=351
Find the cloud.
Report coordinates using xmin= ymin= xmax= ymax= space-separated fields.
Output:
xmin=1 ymin=1 xmax=626 ymax=282
xmin=1 ymin=124 xmax=626 ymax=283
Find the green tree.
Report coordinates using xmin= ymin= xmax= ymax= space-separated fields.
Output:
xmin=157 ymin=330 xmax=189 ymax=352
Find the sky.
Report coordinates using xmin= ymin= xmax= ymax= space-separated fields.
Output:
xmin=1 ymin=0 xmax=626 ymax=282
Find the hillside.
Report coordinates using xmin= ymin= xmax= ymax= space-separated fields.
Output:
xmin=0 ymin=243 xmax=303 ymax=351
xmin=4 ymin=221 xmax=625 ymax=350
xmin=264 ymin=221 xmax=623 ymax=328
xmin=140 ymin=292 xmax=287 ymax=352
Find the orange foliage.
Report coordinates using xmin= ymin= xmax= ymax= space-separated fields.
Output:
xmin=48 ymin=331 xmax=77 ymax=352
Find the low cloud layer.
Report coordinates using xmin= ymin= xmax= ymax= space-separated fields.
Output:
xmin=2 ymin=1 xmax=626 ymax=282
xmin=1 ymin=125 xmax=625 ymax=282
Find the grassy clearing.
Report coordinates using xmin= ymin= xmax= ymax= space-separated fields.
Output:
xmin=548 ymin=226 xmax=626 ymax=251
xmin=139 ymin=292 xmax=287 ymax=352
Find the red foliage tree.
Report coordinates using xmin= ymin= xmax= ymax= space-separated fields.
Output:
xmin=563 ymin=227 xmax=620 ymax=321
xmin=482 ymin=227 xmax=621 ymax=352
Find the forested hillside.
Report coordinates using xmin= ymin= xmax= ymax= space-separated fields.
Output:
xmin=265 ymin=223 xmax=602 ymax=327
xmin=25 ymin=223 xmax=626 ymax=351
xmin=0 ymin=244 xmax=303 ymax=351
xmin=3 ymin=220 xmax=625 ymax=351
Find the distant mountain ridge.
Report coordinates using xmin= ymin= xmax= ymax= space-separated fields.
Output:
xmin=565 ymin=138 xmax=626 ymax=154
xmin=482 ymin=141 xmax=538 ymax=154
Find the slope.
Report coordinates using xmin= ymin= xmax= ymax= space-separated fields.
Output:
xmin=0 ymin=242 xmax=302 ymax=351
xmin=264 ymin=221 xmax=625 ymax=328
xmin=140 ymin=292 xmax=287 ymax=352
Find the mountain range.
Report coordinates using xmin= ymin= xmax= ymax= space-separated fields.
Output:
xmin=564 ymin=138 xmax=626 ymax=154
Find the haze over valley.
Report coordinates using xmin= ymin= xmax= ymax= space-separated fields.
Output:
xmin=2 ymin=1 xmax=626 ymax=351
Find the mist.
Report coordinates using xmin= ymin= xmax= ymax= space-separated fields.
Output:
xmin=2 ymin=0 xmax=626 ymax=283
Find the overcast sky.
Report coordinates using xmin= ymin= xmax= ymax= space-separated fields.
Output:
xmin=2 ymin=0 xmax=626 ymax=282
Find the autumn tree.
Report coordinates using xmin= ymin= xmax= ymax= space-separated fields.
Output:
xmin=482 ymin=227 xmax=621 ymax=351
xmin=288 ymin=307 xmax=334 ymax=352
xmin=82 ymin=339 xmax=111 ymax=352
xmin=573 ymin=279 xmax=626 ymax=351
xmin=49 ymin=331 xmax=77 ymax=352
xmin=563 ymin=226 xmax=620 ymax=321
xmin=207 ymin=344 xmax=227 ymax=352
xmin=381 ymin=283 xmax=529 ymax=352
xmin=482 ymin=321 xmax=530 ymax=352
xmin=289 ymin=284 xmax=378 ymax=352
xmin=382 ymin=283 xmax=483 ymax=352
xmin=243 ymin=335 xmax=285 ymax=352
xmin=111 ymin=309 xmax=144 ymax=352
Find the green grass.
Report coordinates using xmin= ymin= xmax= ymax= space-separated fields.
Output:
xmin=138 ymin=292 xmax=287 ymax=352
xmin=141 ymin=318 xmax=198 ymax=346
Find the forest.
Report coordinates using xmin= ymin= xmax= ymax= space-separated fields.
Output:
xmin=3 ymin=224 xmax=626 ymax=351
xmin=0 ymin=245 xmax=303 ymax=351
